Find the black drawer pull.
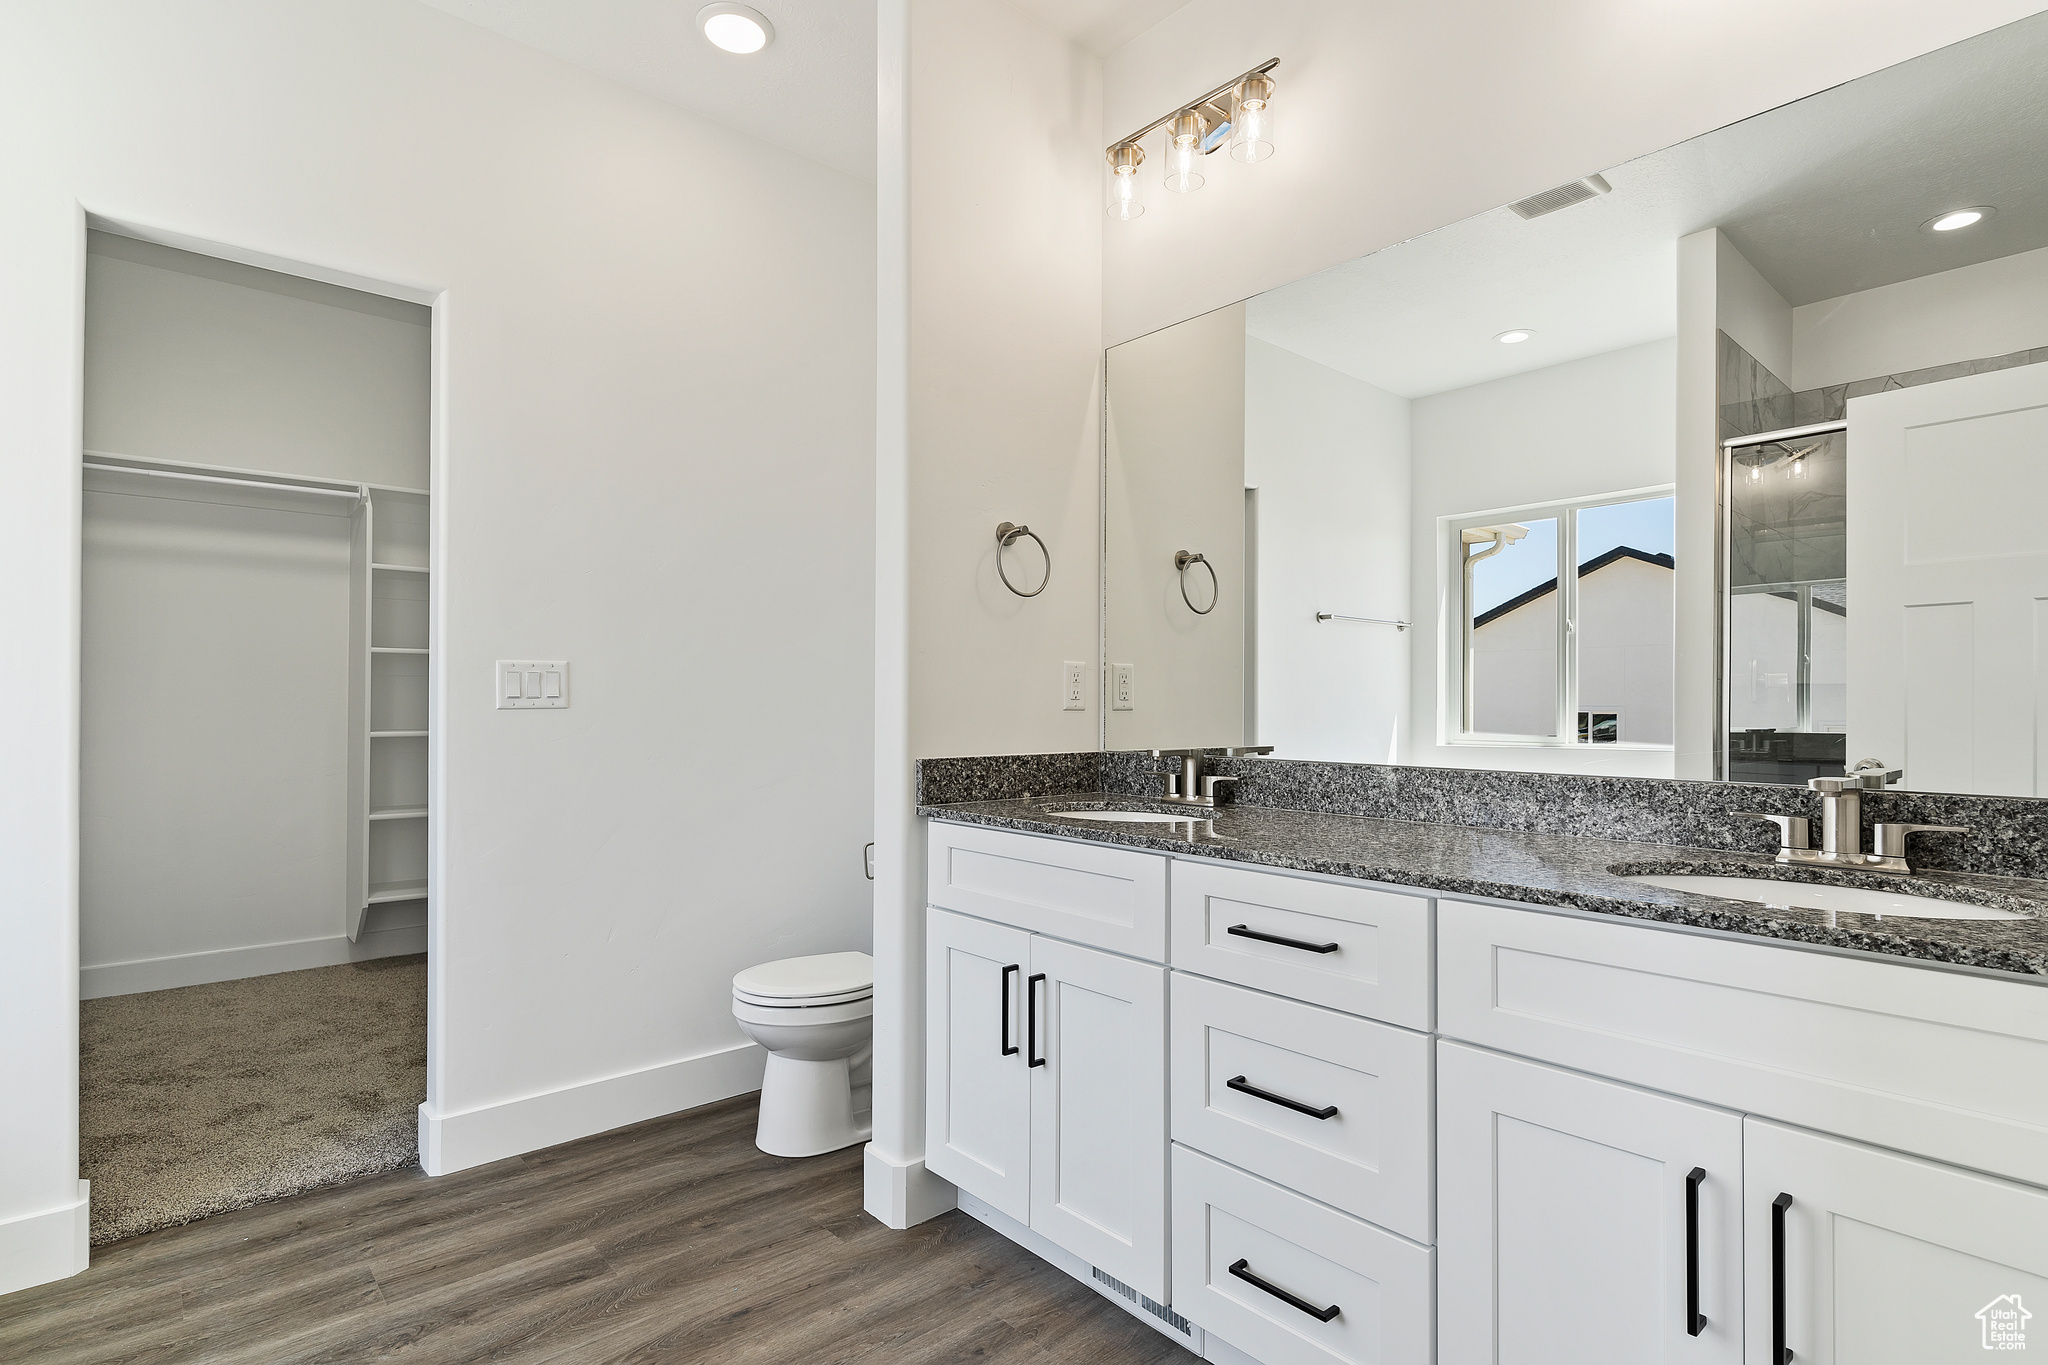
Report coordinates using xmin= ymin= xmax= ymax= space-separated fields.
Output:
xmin=1228 ymin=1258 xmax=1340 ymax=1323
xmin=1227 ymin=1075 xmax=1338 ymax=1120
xmin=1026 ymin=973 xmax=1047 ymax=1068
xmin=1772 ymin=1192 xmax=1793 ymax=1363
xmin=1227 ymin=923 xmax=1339 ymax=954
xmin=1000 ymin=964 xmax=1019 ymax=1057
xmin=1685 ymin=1167 xmax=1706 ymax=1336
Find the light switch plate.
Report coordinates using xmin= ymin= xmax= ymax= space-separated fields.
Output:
xmin=1062 ymin=660 xmax=1087 ymax=711
xmin=498 ymin=659 xmax=569 ymax=709
xmin=1111 ymin=663 xmax=1135 ymax=711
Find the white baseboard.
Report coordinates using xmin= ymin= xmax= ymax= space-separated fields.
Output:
xmin=955 ymin=1190 xmax=1205 ymax=1355
xmin=81 ymin=920 xmax=427 ymax=999
xmin=418 ymin=1041 xmax=767 ymax=1177
xmin=862 ymin=1145 xmax=956 ymax=1229
xmin=0 ymin=1181 xmax=89 ymax=1298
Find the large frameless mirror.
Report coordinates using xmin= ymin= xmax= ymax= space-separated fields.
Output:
xmin=1101 ymin=11 xmax=2048 ymax=796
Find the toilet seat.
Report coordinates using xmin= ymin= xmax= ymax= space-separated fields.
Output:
xmin=733 ymin=951 xmax=873 ymax=1009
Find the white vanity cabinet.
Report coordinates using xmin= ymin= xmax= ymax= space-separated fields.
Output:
xmin=922 ymin=817 xmax=2048 ymax=1365
xmin=924 ymin=825 xmax=1171 ymax=1302
xmin=1744 ymin=1119 xmax=2048 ymax=1365
xmin=1436 ymin=1041 xmax=1744 ymax=1365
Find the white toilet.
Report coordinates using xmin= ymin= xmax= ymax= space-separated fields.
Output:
xmin=732 ymin=951 xmax=875 ymax=1158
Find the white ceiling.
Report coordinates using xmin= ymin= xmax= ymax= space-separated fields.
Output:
xmin=418 ymin=0 xmax=1185 ymax=182
xmin=1246 ymin=11 xmax=2048 ymax=400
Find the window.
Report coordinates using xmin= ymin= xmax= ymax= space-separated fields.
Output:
xmin=1449 ymin=489 xmax=1675 ymax=746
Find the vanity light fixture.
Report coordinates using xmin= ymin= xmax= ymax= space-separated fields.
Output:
xmin=1926 ymin=206 xmax=1994 ymax=232
xmin=1495 ymin=329 xmax=1535 ymax=344
xmin=1105 ymin=58 xmax=1278 ymax=218
xmin=698 ymin=3 xmax=774 ymax=54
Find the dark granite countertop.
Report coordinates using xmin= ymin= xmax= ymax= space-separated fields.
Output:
xmin=918 ymin=795 xmax=2048 ymax=980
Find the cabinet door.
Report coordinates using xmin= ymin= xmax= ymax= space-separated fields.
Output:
xmin=1028 ymin=934 xmax=1169 ymax=1300
xmin=1438 ymin=1042 xmax=1743 ymax=1365
xmin=1744 ymin=1118 xmax=2048 ymax=1364
xmin=925 ymin=907 xmax=1033 ymax=1223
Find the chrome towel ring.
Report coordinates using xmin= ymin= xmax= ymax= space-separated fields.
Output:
xmin=996 ymin=522 xmax=1051 ymax=597
xmin=1176 ymin=550 xmax=1218 ymax=615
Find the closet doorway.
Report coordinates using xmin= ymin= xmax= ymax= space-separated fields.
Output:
xmin=79 ymin=231 xmax=434 ymax=1246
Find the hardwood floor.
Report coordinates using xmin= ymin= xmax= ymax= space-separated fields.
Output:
xmin=0 ymin=1096 xmax=1199 ymax=1365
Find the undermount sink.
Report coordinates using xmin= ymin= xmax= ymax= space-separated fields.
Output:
xmin=1629 ymin=873 xmax=2029 ymax=921
xmin=1050 ymin=809 xmax=1205 ymax=824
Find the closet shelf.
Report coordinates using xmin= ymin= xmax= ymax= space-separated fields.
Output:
xmin=367 ymin=879 xmax=428 ymax=905
xmin=371 ymin=562 xmax=429 ymax=574
xmin=368 ymin=806 xmax=428 ymax=821
xmin=370 ymin=730 xmax=428 ymax=739
xmin=371 ymin=646 xmax=429 ymax=655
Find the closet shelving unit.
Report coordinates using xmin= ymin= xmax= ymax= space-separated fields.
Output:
xmin=85 ymin=450 xmax=431 ymax=943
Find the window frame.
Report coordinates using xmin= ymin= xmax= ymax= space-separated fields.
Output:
xmin=1442 ymin=484 xmax=1676 ymax=750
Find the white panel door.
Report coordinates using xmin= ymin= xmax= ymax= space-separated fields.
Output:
xmin=1028 ymin=934 xmax=1169 ymax=1300
xmin=1437 ymin=1042 xmax=1743 ymax=1365
xmin=1848 ymin=364 xmax=2048 ymax=794
xmin=925 ymin=907 xmax=1033 ymax=1223
xmin=1744 ymin=1118 xmax=2048 ymax=1365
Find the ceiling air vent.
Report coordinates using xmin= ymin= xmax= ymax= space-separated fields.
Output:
xmin=1508 ymin=173 xmax=1613 ymax=220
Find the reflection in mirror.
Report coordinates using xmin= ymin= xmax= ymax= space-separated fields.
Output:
xmin=1102 ymin=11 xmax=2048 ymax=793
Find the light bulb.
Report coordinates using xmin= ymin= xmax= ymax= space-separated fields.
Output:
xmin=1787 ymin=455 xmax=1806 ymax=480
xmin=1163 ymin=110 xmax=1207 ymax=194
xmin=1746 ymin=461 xmax=1765 ymax=485
xmin=698 ymin=4 xmax=773 ymax=54
xmin=1229 ymin=75 xmax=1275 ymax=163
xmin=1105 ymin=143 xmax=1145 ymax=220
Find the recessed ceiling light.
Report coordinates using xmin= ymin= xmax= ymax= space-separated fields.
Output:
xmin=699 ymin=3 xmax=774 ymax=54
xmin=1926 ymin=207 xmax=1994 ymax=232
xmin=1495 ymin=329 xmax=1534 ymax=345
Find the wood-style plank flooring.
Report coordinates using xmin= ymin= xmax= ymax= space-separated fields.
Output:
xmin=1 ymin=1095 xmax=1198 ymax=1365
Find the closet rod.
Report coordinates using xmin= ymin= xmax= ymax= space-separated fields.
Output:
xmin=84 ymin=463 xmax=363 ymax=502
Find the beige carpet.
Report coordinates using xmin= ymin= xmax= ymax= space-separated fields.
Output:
xmin=80 ymin=954 xmax=427 ymax=1245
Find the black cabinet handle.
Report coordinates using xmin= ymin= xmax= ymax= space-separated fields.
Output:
xmin=1026 ymin=972 xmax=1047 ymax=1068
xmin=1772 ymin=1192 xmax=1794 ymax=1363
xmin=1685 ymin=1167 xmax=1706 ymax=1336
xmin=1228 ymin=1258 xmax=1340 ymax=1323
xmin=1000 ymin=964 xmax=1019 ymax=1056
xmin=1227 ymin=1075 xmax=1338 ymax=1120
xmin=1227 ymin=923 xmax=1339 ymax=954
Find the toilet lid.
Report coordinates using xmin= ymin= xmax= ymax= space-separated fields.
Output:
xmin=734 ymin=951 xmax=874 ymax=1006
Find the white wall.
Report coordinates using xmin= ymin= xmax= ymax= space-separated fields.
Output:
xmin=84 ymin=233 xmax=431 ymax=485
xmin=1244 ymin=338 xmax=1410 ymax=763
xmin=870 ymin=0 xmax=1103 ymax=1230
xmin=1105 ymin=304 xmax=1246 ymax=751
xmin=1099 ymin=0 xmax=2044 ymax=348
xmin=0 ymin=0 xmax=873 ymax=1293
xmin=1791 ymin=244 xmax=2048 ymax=390
xmin=1717 ymin=235 xmax=1794 ymax=387
xmin=1409 ymin=340 xmax=1677 ymax=774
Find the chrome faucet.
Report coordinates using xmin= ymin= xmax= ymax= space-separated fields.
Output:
xmin=1733 ymin=760 xmax=1967 ymax=875
xmin=1144 ymin=748 xmax=1262 ymax=809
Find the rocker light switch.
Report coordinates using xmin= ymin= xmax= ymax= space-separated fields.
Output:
xmin=497 ymin=660 xmax=570 ymax=709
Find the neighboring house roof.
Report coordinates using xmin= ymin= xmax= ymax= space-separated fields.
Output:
xmin=1473 ymin=546 xmax=1674 ymax=630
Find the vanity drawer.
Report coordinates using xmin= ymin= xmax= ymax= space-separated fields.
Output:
xmin=1438 ymin=897 xmax=2048 ymax=1187
xmin=1172 ymin=1144 xmax=1433 ymax=1365
xmin=927 ymin=821 xmax=1167 ymax=960
xmin=1170 ymin=860 xmax=1432 ymax=1028
xmin=1171 ymin=972 xmax=1432 ymax=1240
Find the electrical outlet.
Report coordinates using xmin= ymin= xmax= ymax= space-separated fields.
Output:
xmin=1111 ymin=663 xmax=1135 ymax=711
xmin=1062 ymin=660 xmax=1087 ymax=711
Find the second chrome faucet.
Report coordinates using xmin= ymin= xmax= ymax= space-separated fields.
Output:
xmin=1733 ymin=760 xmax=1967 ymax=876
